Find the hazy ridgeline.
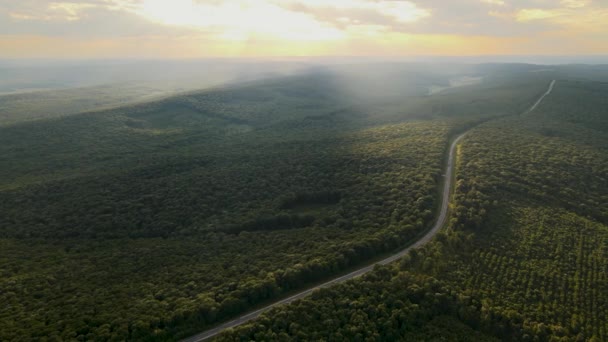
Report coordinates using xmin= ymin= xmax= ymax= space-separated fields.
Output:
xmin=0 ymin=59 xmax=310 ymax=125
xmin=0 ymin=61 xmax=606 ymax=340
xmin=1 ymin=59 xmax=578 ymax=125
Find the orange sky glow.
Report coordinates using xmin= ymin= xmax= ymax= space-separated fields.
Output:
xmin=0 ymin=0 xmax=607 ymax=58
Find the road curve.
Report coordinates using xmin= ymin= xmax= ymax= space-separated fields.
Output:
xmin=181 ymin=80 xmax=556 ymax=342
xmin=181 ymin=134 xmax=465 ymax=342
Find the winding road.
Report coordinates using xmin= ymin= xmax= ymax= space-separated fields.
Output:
xmin=181 ymin=80 xmax=556 ymax=342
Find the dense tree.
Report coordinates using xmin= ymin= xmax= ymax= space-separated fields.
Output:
xmin=214 ymin=78 xmax=608 ymax=341
xmin=0 ymin=68 xmax=561 ymax=340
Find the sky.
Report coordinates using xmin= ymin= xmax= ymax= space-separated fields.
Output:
xmin=0 ymin=0 xmax=607 ymax=58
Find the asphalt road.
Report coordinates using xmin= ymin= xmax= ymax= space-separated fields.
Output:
xmin=525 ymin=80 xmax=556 ymax=114
xmin=180 ymin=132 xmax=465 ymax=342
xmin=181 ymin=80 xmax=556 ymax=342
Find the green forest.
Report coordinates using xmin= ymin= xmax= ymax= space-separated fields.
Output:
xmin=215 ymin=78 xmax=608 ymax=341
xmin=1 ymin=64 xmax=605 ymax=341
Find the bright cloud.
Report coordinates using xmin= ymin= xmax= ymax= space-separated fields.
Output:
xmin=128 ymin=0 xmax=430 ymax=41
xmin=132 ymin=0 xmax=345 ymax=41
xmin=291 ymin=0 xmax=430 ymax=23
xmin=514 ymin=2 xmax=608 ymax=34
xmin=516 ymin=8 xmax=562 ymax=21
xmin=560 ymin=0 xmax=590 ymax=9
xmin=8 ymin=2 xmax=97 ymax=21
xmin=0 ymin=0 xmax=607 ymax=57
xmin=481 ymin=0 xmax=506 ymax=6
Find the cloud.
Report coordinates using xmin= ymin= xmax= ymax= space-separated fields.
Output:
xmin=481 ymin=0 xmax=506 ymax=6
xmin=278 ymin=0 xmax=430 ymax=25
xmin=516 ymin=8 xmax=561 ymax=21
xmin=7 ymin=2 xmax=97 ymax=21
xmin=0 ymin=0 xmax=599 ymax=37
xmin=128 ymin=0 xmax=345 ymax=41
xmin=513 ymin=1 xmax=608 ymax=34
xmin=0 ymin=1 xmax=189 ymax=38
xmin=0 ymin=0 xmax=607 ymax=57
xmin=560 ymin=0 xmax=590 ymax=9
xmin=120 ymin=0 xmax=432 ymax=42
xmin=2 ymin=1 xmax=143 ymax=23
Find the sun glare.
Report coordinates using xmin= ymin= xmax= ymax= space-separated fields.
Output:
xmin=136 ymin=0 xmax=345 ymax=41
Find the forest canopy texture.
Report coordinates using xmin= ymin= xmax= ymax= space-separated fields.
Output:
xmin=217 ymin=77 xmax=608 ymax=342
xmin=0 ymin=64 xmax=606 ymax=341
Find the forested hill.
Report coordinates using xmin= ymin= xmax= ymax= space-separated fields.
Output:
xmin=216 ymin=78 xmax=608 ymax=341
xmin=0 ymin=69 xmax=550 ymax=239
xmin=0 ymin=65 xmax=569 ymax=340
